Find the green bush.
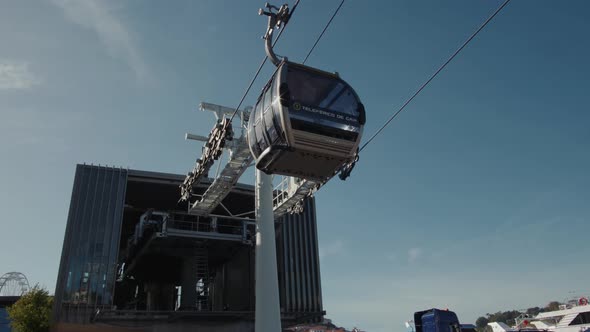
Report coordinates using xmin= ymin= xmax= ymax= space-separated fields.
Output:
xmin=7 ymin=286 xmax=53 ymax=332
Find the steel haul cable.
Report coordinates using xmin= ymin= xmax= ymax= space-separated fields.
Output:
xmin=302 ymin=0 xmax=346 ymax=65
xmin=359 ymin=0 xmax=512 ymax=152
xmin=227 ymin=0 xmax=346 ymax=124
xmin=227 ymin=0 xmax=302 ymax=124
xmin=219 ymin=0 xmax=511 ymax=191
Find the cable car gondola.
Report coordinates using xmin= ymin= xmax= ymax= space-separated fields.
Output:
xmin=247 ymin=3 xmax=366 ymax=181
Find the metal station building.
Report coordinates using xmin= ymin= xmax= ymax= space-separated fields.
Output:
xmin=52 ymin=164 xmax=324 ymax=332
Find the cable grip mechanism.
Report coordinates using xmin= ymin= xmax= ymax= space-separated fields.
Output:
xmin=259 ymin=3 xmax=290 ymax=66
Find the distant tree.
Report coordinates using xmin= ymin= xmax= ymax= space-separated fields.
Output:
xmin=505 ymin=311 xmax=522 ymax=325
xmin=526 ymin=307 xmax=542 ymax=316
xmin=545 ymin=301 xmax=561 ymax=312
xmin=6 ymin=285 xmax=53 ymax=332
xmin=472 ymin=301 xmax=564 ymax=332
xmin=476 ymin=316 xmax=489 ymax=329
xmin=486 ymin=310 xmax=521 ymax=326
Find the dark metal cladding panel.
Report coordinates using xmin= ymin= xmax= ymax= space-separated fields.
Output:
xmin=307 ymin=201 xmax=318 ymax=311
xmin=309 ymin=198 xmax=323 ymax=311
xmin=277 ymin=221 xmax=286 ymax=312
xmin=295 ymin=210 xmax=303 ymax=312
xmin=282 ymin=214 xmax=291 ymax=311
xmin=307 ymin=204 xmax=316 ymax=311
xmin=287 ymin=213 xmax=296 ymax=311
xmin=301 ymin=207 xmax=310 ymax=312
xmin=276 ymin=197 xmax=323 ymax=315
xmin=53 ymin=165 xmax=85 ymax=321
xmin=53 ymin=165 xmax=128 ymax=323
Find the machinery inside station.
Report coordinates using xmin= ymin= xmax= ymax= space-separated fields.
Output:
xmin=113 ymin=173 xmax=257 ymax=314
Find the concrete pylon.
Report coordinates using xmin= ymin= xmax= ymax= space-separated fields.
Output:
xmin=254 ymin=170 xmax=281 ymax=331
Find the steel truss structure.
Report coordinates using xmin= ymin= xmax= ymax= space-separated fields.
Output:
xmin=180 ymin=102 xmax=321 ymax=220
xmin=0 ymin=272 xmax=30 ymax=296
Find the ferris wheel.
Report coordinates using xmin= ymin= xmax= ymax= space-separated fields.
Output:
xmin=0 ymin=272 xmax=30 ymax=296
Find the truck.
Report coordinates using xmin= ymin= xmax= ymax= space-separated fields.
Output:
xmin=414 ymin=309 xmax=477 ymax=332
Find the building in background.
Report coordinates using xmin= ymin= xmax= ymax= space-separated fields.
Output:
xmin=0 ymin=271 xmax=31 ymax=332
xmin=53 ymin=164 xmax=324 ymax=332
xmin=0 ymin=297 xmax=19 ymax=332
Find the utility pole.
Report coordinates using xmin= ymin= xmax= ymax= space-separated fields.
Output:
xmin=254 ymin=170 xmax=281 ymax=331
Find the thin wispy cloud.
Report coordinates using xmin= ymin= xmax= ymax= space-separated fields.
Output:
xmin=0 ymin=60 xmax=41 ymax=90
xmin=386 ymin=252 xmax=397 ymax=262
xmin=0 ymin=108 xmax=89 ymax=151
xmin=50 ymin=0 xmax=151 ymax=82
xmin=407 ymin=247 xmax=422 ymax=263
xmin=319 ymin=240 xmax=345 ymax=259
xmin=434 ymin=190 xmax=567 ymax=259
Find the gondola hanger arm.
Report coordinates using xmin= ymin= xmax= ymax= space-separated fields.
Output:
xmin=259 ymin=3 xmax=290 ymax=66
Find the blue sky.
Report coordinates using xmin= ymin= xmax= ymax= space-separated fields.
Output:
xmin=1 ymin=0 xmax=590 ymax=331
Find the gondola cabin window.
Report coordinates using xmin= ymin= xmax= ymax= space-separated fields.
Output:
xmin=262 ymin=80 xmax=280 ymax=144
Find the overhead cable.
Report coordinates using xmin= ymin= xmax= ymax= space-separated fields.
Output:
xmin=302 ymin=0 xmax=345 ymax=65
xmin=359 ymin=0 xmax=512 ymax=152
xmin=227 ymin=0 xmax=302 ymax=124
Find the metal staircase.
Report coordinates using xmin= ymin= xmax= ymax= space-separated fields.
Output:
xmin=194 ymin=246 xmax=209 ymax=311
